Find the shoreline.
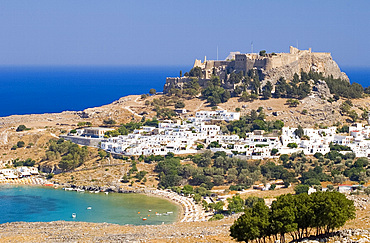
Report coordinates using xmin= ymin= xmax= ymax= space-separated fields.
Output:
xmin=0 ymin=181 xmax=209 ymax=224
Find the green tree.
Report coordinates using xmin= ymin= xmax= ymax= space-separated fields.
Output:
xmin=348 ymin=110 xmax=359 ymax=122
xmin=17 ymin=141 xmax=25 ymax=148
xmin=230 ymin=208 xmax=261 ymax=242
xmin=227 ymin=194 xmax=244 ymax=213
xmin=311 ymin=191 xmax=355 ymax=234
xmin=174 ymin=101 xmax=185 ymax=109
xmin=149 ymin=88 xmax=156 ymax=95
xmin=287 ymin=143 xmax=298 ymax=148
xmin=294 ymin=125 xmax=304 ymax=138
xmin=270 ymin=194 xmax=297 ymax=242
xmin=294 ymin=184 xmax=309 ymax=194
xmin=245 ymin=196 xmax=264 ymax=208
xmin=259 ymin=50 xmax=267 ymax=56
xmin=103 ymin=119 xmax=116 ymax=126
xmin=16 ymin=125 xmax=28 ymax=132
xmin=286 ymin=99 xmax=300 ymax=107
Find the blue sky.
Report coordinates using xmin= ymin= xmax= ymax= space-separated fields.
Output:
xmin=0 ymin=0 xmax=369 ymax=67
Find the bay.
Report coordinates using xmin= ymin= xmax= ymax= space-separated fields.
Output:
xmin=0 ymin=185 xmax=180 ymax=225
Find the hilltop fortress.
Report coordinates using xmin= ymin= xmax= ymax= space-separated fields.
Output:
xmin=163 ymin=46 xmax=348 ymax=93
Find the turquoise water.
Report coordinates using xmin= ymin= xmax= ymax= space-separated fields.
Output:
xmin=0 ymin=185 xmax=179 ymax=225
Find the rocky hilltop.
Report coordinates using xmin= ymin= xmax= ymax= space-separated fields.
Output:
xmin=163 ymin=46 xmax=348 ymax=93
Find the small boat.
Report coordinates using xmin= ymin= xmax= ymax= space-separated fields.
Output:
xmin=64 ymin=188 xmax=73 ymax=191
xmin=87 ymin=207 xmax=92 ymax=210
xmin=105 ymin=192 xmax=109 ymax=195
xmin=142 ymin=218 xmax=147 ymax=221
xmin=148 ymin=210 xmax=152 ymax=212
xmin=166 ymin=211 xmax=173 ymax=214
xmin=76 ymin=189 xmax=85 ymax=193
xmin=94 ymin=191 xmax=99 ymax=193
xmin=72 ymin=213 xmax=76 ymax=218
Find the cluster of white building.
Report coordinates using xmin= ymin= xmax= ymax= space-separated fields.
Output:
xmin=0 ymin=167 xmax=39 ymax=180
xmin=281 ymin=123 xmax=370 ymax=158
xmin=101 ymin=120 xmax=220 ymax=156
xmin=100 ymin=110 xmax=370 ymax=159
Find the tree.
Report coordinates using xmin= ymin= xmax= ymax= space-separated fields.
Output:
xmin=175 ymin=101 xmax=185 ymax=109
xmin=311 ymin=191 xmax=355 ymax=234
xmin=348 ymin=110 xmax=359 ymax=122
xmin=231 ymin=191 xmax=356 ymax=242
xmin=294 ymin=184 xmax=309 ymax=194
xmin=259 ymin=50 xmax=267 ymax=56
xmin=149 ymin=88 xmax=156 ymax=95
xmin=17 ymin=141 xmax=25 ymax=148
xmin=245 ymin=196 xmax=264 ymax=208
xmin=287 ymin=143 xmax=298 ymax=148
xmin=294 ymin=125 xmax=304 ymax=138
xmin=227 ymin=194 xmax=244 ymax=213
xmin=103 ymin=119 xmax=116 ymax=126
xmin=286 ymin=99 xmax=300 ymax=107
xmin=16 ymin=125 xmax=27 ymax=132
xmin=364 ymin=187 xmax=370 ymax=196
xmin=270 ymin=194 xmax=297 ymax=242
xmin=230 ymin=208 xmax=261 ymax=242
xmin=262 ymin=81 xmax=272 ymax=99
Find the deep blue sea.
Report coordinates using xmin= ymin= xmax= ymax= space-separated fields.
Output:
xmin=0 ymin=66 xmax=368 ymax=117
xmin=0 ymin=185 xmax=179 ymax=225
xmin=0 ymin=66 xmax=190 ymax=117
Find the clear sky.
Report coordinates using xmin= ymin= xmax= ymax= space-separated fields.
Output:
xmin=0 ymin=0 xmax=369 ymax=67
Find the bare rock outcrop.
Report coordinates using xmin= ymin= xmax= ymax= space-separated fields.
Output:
xmin=262 ymin=52 xmax=349 ymax=85
xmin=312 ymin=80 xmax=333 ymax=100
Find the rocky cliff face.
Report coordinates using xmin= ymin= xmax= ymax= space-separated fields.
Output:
xmin=164 ymin=51 xmax=349 ymax=93
xmin=262 ymin=53 xmax=349 ymax=85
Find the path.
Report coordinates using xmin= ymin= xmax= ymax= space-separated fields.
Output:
xmin=0 ymin=129 xmax=8 ymax=144
xmin=123 ymin=96 xmax=143 ymax=118
xmin=194 ymin=101 xmax=206 ymax=112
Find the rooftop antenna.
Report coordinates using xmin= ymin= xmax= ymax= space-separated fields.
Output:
xmin=251 ymin=41 xmax=253 ymax=54
xmin=217 ymin=46 xmax=218 ymax=61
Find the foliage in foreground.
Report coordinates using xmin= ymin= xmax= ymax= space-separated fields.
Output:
xmin=230 ymin=191 xmax=355 ymax=243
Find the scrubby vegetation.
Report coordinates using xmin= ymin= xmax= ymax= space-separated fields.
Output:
xmin=12 ymin=158 xmax=36 ymax=167
xmin=169 ymin=67 xmax=366 ymax=109
xmin=44 ymin=138 xmax=93 ymax=171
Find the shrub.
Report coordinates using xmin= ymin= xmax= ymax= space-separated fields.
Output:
xmin=16 ymin=125 xmax=28 ymax=132
xmin=174 ymin=101 xmax=185 ymax=109
xmin=209 ymin=214 xmax=224 ymax=221
xmin=17 ymin=141 xmax=25 ymax=148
